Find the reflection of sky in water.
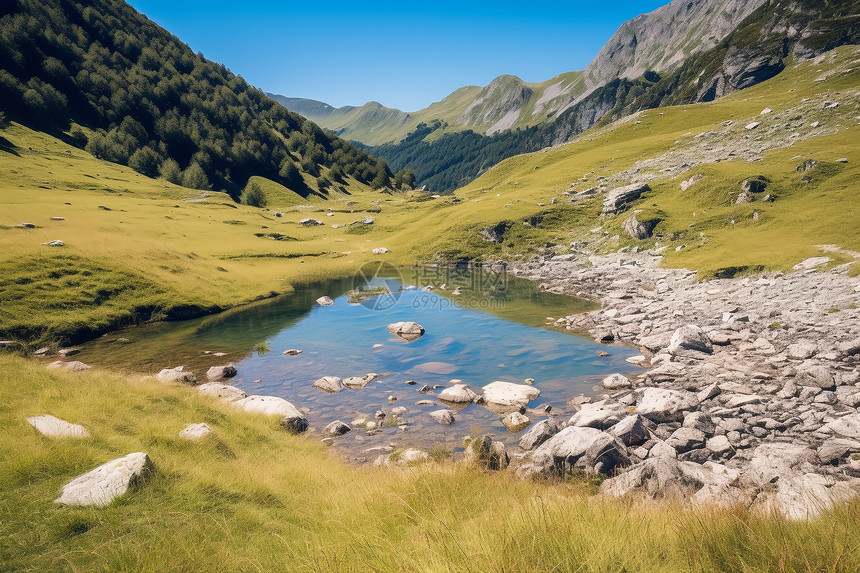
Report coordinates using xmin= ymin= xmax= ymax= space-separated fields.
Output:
xmin=74 ymin=271 xmax=643 ymax=460
xmin=228 ymin=286 xmax=640 ymax=457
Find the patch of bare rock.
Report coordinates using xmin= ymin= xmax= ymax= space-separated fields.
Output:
xmin=507 ymin=249 xmax=860 ymax=518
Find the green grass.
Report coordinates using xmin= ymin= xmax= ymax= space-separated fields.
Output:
xmin=3 ymin=353 xmax=860 ymax=571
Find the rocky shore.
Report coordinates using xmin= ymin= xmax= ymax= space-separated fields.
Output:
xmin=507 ymin=249 xmax=860 ymax=518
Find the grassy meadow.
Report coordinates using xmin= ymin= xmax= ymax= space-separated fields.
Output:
xmin=3 ymin=353 xmax=860 ymax=572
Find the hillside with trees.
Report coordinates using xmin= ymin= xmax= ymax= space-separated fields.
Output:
xmin=0 ymin=0 xmax=394 ymax=198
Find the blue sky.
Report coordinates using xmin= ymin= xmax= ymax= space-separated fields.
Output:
xmin=127 ymin=0 xmax=667 ymax=111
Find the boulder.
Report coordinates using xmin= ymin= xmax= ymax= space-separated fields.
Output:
xmin=601 ymin=373 xmax=633 ymax=390
xmin=206 ymin=364 xmax=237 ymax=381
xmin=600 ymin=457 xmax=699 ymax=499
xmin=706 ymin=435 xmax=734 ymax=457
xmin=26 ymin=415 xmax=89 ymax=438
xmin=786 ymin=340 xmax=817 ymax=360
xmin=602 ymin=183 xmax=650 ymax=214
xmin=299 ymin=218 xmax=324 ymax=225
xmin=530 ymin=426 xmax=603 ymax=472
xmin=794 ymin=361 xmax=835 ymax=390
xmin=313 ymin=376 xmax=344 ymax=393
xmin=568 ymin=401 xmax=627 ymax=429
xmin=624 ymin=214 xmax=661 ymax=240
xmin=744 ymin=443 xmax=819 ymax=487
xmin=666 ymin=427 xmax=706 ymax=453
xmin=519 ymin=418 xmax=560 ymax=450
xmin=343 ymin=375 xmax=372 ymax=389
xmin=47 ymin=360 xmax=91 ymax=372
xmin=283 ymin=349 xmax=303 ymax=356
xmin=429 ymin=409 xmax=455 ymax=425
xmin=179 ymin=423 xmax=213 ymax=440
xmin=438 ymin=384 xmax=477 ymax=403
xmin=322 ymin=421 xmax=351 ymax=437
xmin=608 ymin=415 xmax=650 ymax=447
xmin=667 ymin=325 xmax=713 ymax=356
xmin=683 ymin=412 xmax=716 ymax=435
xmin=636 ymin=388 xmax=699 ymax=422
xmin=837 ymin=338 xmax=860 ymax=357
xmin=481 ymin=381 xmax=540 ymax=408
xmin=55 ymin=452 xmax=153 ymax=506
xmin=156 ymin=366 xmax=197 ymax=385
xmin=234 ymin=395 xmax=302 ymax=419
xmin=371 ymin=247 xmax=389 ymax=255
xmin=752 ymin=473 xmax=860 ymax=520
xmin=501 ymin=411 xmax=531 ymax=432
xmin=825 ymin=413 xmax=860 ymax=440
xmin=196 ymin=383 xmax=247 ymax=402
xmin=740 ymin=177 xmax=767 ymax=194
xmin=579 ymin=432 xmax=630 ymax=475
xmin=817 ymin=438 xmax=860 ymax=464
xmin=316 ymin=296 xmax=334 ymax=306
xmin=387 ymin=321 xmax=425 ymax=341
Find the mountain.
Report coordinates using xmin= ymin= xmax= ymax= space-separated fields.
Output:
xmin=0 ymin=0 xmax=395 ymax=200
xmin=362 ymin=0 xmax=860 ymax=192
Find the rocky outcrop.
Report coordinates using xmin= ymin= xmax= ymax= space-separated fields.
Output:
xmin=602 ymin=183 xmax=650 ymax=215
xmin=55 ymin=452 xmax=153 ymax=506
xmin=624 ymin=214 xmax=661 ymax=240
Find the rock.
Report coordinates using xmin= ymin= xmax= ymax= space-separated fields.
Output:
xmin=825 ymin=413 xmax=860 ymax=440
xmin=683 ymin=412 xmax=715 ymax=435
xmin=519 ymin=418 xmax=560 ymax=450
xmin=313 ymin=376 xmax=344 ymax=393
xmin=316 ymin=296 xmax=334 ymax=306
xmin=47 ymin=360 xmax=91 ymax=372
xmin=752 ymin=473 xmax=860 ymax=520
xmin=745 ymin=443 xmax=819 ymax=487
xmin=667 ymin=325 xmax=713 ymax=356
xmin=18 ymin=222 xmax=35 ymax=228
xmin=391 ymin=406 xmax=407 ymax=416
xmin=602 ymin=183 xmax=650 ymax=214
xmin=55 ymin=452 xmax=153 ymax=506
xmin=648 ymin=440 xmax=678 ymax=459
xmin=343 ymin=375 xmax=375 ymax=389
xmin=371 ymin=247 xmax=389 ymax=255
xmin=57 ymin=348 xmax=80 ymax=357
xmin=600 ymin=457 xmax=698 ymax=499
xmin=156 ymin=366 xmax=196 ymax=385
xmin=481 ymin=381 xmax=541 ymax=408
xmin=795 ymin=361 xmax=835 ymax=390
xmin=196 ymin=383 xmax=247 ymax=402
xmin=322 ymin=421 xmax=351 ymax=437
xmin=680 ymin=174 xmax=702 ymax=191
xmin=501 ymin=411 xmax=531 ymax=432
xmin=26 ymin=415 xmax=90 ymax=438
xmin=666 ymin=427 xmax=706 ymax=453
xmin=608 ymin=415 xmax=650 ymax=447
xmin=745 ymin=122 xmax=761 ymax=130
xmin=636 ymin=388 xmax=700 ymax=422
xmin=299 ymin=218 xmax=324 ymax=225
xmin=438 ymin=384 xmax=477 ymax=403
xmin=796 ymin=159 xmax=817 ymax=172
xmin=42 ymin=240 xmax=65 ymax=247
xmin=624 ymin=214 xmax=661 ymax=240
xmin=837 ymin=338 xmax=860 ymax=357
xmin=706 ymin=435 xmax=734 ymax=457
xmin=179 ymin=423 xmax=213 ymax=440
xmin=429 ymin=409 xmax=455 ymax=425
xmin=463 ymin=435 xmax=508 ymax=470
xmin=791 ymin=257 xmax=830 ymax=272
xmin=786 ymin=340 xmax=818 ymax=360
xmin=279 ymin=411 xmax=310 ymax=434
xmin=568 ymin=401 xmax=627 ymax=429
xmin=735 ymin=191 xmax=754 ymax=204
xmin=579 ymin=432 xmax=630 ymax=475
xmin=283 ymin=349 xmax=302 ymax=356
xmin=530 ymin=426 xmax=603 ymax=473
xmin=740 ymin=177 xmax=767 ymax=193
xmin=234 ymin=395 xmax=303 ymax=419
xmin=601 ymin=373 xmax=633 ymax=390
xmin=399 ymin=449 xmax=430 ymax=464
xmin=386 ymin=321 xmax=425 ymax=341
xmin=817 ymin=438 xmax=860 ymax=464
xmin=206 ymin=364 xmax=237 ymax=381
xmin=835 ymin=158 xmax=848 ymax=163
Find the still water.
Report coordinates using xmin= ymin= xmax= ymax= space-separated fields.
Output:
xmin=76 ymin=266 xmax=642 ymax=460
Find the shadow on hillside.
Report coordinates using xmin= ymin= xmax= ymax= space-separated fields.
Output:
xmin=0 ymin=135 xmax=20 ymax=156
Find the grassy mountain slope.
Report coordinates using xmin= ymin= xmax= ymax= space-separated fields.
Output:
xmin=2 ymin=46 xmax=858 ymax=347
xmin=0 ymin=0 xmax=393 ymax=199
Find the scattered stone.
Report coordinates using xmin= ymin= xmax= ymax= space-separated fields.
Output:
xmin=47 ymin=360 xmax=91 ymax=372
xmin=179 ymin=423 xmax=213 ymax=440
xmin=313 ymin=376 xmax=343 ymax=393
xmin=602 ymin=183 xmax=650 ymax=215
xmin=501 ymin=411 xmax=531 ymax=432
xmin=42 ymin=240 xmax=65 ymax=247
xmin=601 ymin=373 xmax=633 ymax=390
xmin=481 ymin=381 xmax=540 ymax=407
xmin=55 ymin=452 xmax=153 ymax=506
xmin=299 ymin=218 xmax=324 ymax=225
xmin=196 ymin=383 xmax=247 ymax=402
xmin=429 ymin=409 xmax=455 ymax=425
xmin=156 ymin=366 xmax=196 ymax=385
xmin=283 ymin=349 xmax=302 ymax=356
xmin=27 ymin=415 xmax=89 ymax=438
xmin=371 ymin=247 xmax=389 ymax=255
xmin=316 ymin=296 xmax=334 ymax=306
xmin=322 ymin=421 xmax=352 ymax=437
xmin=519 ymin=418 xmax=560 ymax=450
xmin=438 ymin=384 xmax=477 ymax=403
xmin=206 ymin=364 xmax=237 ymax=381
xmin=636 ymin=388 xmax=699 ymax=422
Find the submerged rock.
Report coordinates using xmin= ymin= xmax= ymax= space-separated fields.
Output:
xmin=387 ymin=321 xmax=425 ymax=341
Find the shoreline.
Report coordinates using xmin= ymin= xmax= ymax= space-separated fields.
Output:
xmin=509 ymin=249 xmax=860 ymax=518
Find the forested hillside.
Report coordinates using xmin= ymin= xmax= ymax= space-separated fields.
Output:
xmin=371 ymin=0 xmax=860 ymax=192
xmin=0 ymin=0 xmax=393 ymax=198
